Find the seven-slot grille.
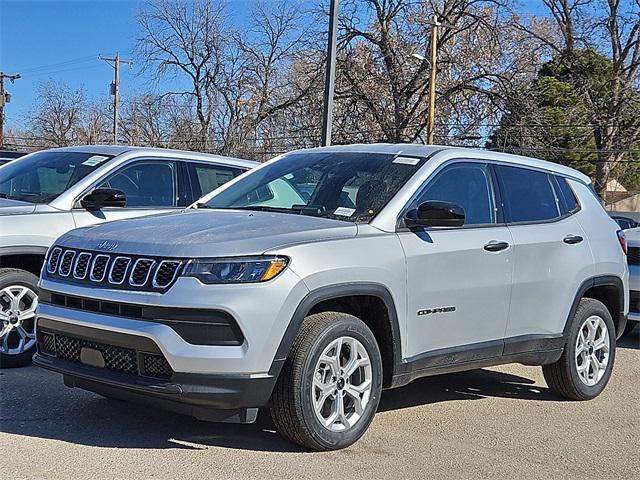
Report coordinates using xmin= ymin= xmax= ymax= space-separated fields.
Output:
xmin=46 ymin=247 xmax=182 ymax=292
xmin=628 ymin=247 xmax=640 ymax=266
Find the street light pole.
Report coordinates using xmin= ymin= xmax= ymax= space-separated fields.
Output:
xmin=427 ymin=15 xmax=441 ymax=145
xmin=320 ymin=0 xmax=339 ymax=147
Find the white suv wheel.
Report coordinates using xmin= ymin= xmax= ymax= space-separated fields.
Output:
xmin=312 ymin=336 xmax=373 ymax=432
xmin=575 ymin=315 xmax=610 ymax=387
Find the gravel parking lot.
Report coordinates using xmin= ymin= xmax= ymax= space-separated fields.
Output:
xmin=1 ymin=329 xmax=638 ymax=480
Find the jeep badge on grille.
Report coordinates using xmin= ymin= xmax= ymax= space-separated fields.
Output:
xmin=96 ymin=241 xmax=118 ymax=251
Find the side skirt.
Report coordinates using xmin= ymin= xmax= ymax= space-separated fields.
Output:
xmin=388 ymin=334 xmax=564 ymax=389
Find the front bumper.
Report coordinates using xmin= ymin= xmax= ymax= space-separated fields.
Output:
xmin=33 ymin=317 xmax=276 ymax=422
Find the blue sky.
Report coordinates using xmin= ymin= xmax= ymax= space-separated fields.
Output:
xmin=1 ymin=0 xmax=151 ymax=130
xmin=1 ymin=0 xmax=552 ymax=132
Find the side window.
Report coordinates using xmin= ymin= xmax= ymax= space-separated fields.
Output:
xmin=553 ymin=175 xmax=579 ymax=214
xmin=98 ymin=161 xmax=177 ymax=208
xmin=496 ymin=165 xmax=559 ymax=222
xmin=415 ymin=162 xmax=495 ymax=225
xmin=188 ymin=163 xmax=243 ymax=199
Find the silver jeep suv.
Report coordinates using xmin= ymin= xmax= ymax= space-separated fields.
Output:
xmin=0 ymin=145 xmax=256 ymax=367
xmin=34 ymin=144 xmax=629 ymax=450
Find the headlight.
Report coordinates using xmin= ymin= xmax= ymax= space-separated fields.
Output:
xmin=182 ymin=256 xmax=289 ymax=284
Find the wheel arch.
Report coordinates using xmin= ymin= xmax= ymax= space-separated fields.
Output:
xmin=0 ymin=247 xmax=49 ymax=277
xmin=269 ymin=283 xmax=402 ymax=388
xmin=564 ymin=275 xmax=627 ymax=340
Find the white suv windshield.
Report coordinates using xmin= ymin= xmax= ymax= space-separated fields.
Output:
xmin=0 ymin=151 xmax=114 ymax=204
xmin=205 ymin=151 xmax=426 ymax=223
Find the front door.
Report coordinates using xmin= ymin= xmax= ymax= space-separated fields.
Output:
xmin=398 ymin=162 xmax=513 ymax=360
xmin=72 ymin=160 xmax=182 ymax=228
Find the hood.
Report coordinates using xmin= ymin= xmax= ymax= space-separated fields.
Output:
xmin=58 ymin=209 xmax=358 ymax=257
xmin=0 ymin=198 xmax=36 ymax=215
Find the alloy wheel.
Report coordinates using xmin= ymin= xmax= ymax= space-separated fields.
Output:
xmin=575 ymin=315 xmax=610 ymax=387
xmin=0 ymin=285 xmax=38 ymax=356
xmin=311 ymin=336 xmax=373 ymax=432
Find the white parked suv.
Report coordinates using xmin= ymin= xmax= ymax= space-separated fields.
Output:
xmin=34 ymin=144 xmax=629 ymax=450
xmin=0 ymin=145 xmax=256 ymax=366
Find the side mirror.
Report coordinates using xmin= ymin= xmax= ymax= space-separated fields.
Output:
xmin=80 ymin=188 xmax=126 ymax=210
xmin=404 ymin=200 xmax=465 ymax=228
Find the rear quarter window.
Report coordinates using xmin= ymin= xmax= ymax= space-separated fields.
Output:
xmin=553 ymin=176 xmax=579 ymax=214
xmin=496 ymin=165 xmax=560 ymax=223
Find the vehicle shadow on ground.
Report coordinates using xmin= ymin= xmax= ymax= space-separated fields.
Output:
xmin=0 ymin=364 xmax=562 ymax=453
xmin=618 ymin=326 xmax=639 ymax=350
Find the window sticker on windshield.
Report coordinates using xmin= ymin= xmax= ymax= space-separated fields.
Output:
xmin=82 ymin=155 xmax=109 ymax=167
xmin=393 ymin=156 xmax=421 ymax=165
xmin=334 ymin=207 xmax=356 ymax=217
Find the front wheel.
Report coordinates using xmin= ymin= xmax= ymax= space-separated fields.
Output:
xmin=0 ymin=269 xmax=39 ymax=368
xmin=543 ymin=298 xmax=615 ymax=400
xmin=270 ymin=311 xmax=383 ymax=450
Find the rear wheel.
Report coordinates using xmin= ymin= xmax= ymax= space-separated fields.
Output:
xmin=0 ymin=269 xmax=39 ymax=368
xmin=270 ymin=312 xmax=383 ymax=450
xmin=543 ymin=298 xmax=615 ymax=400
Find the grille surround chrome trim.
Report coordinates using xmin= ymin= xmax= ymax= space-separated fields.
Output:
xmin=90 ymin=254 xmax=111 ymax=282
xmin=58 ymin=250 xmax=76 ymax=277
xmin=72 ymin=252 xmax=92 ymax=280
xmin=152 ymin=260 xmax=182 ymax=289
xmin=128 ymin=258 xmax=156 ymax=287
xmin=108 ymin=256 xmax=132 ymax=285
xmin=46 ymin=247 xmax=63 ymax=274
xmin=46 ymin=247 xmax=183 ymax=292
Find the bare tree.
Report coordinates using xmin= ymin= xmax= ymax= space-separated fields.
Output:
xmin=335 ymin=0 xmax=532 ymax=143
xmin=136 ymin=0 xmax=229 ymax=150
xmin=28 ymin=81 xmax=86 ymax=147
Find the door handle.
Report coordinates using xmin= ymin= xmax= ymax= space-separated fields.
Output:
xmin=563 ymin=235 xmax=584 ymax=245
xmin=484 ymin=241 xmax=509 ymax=252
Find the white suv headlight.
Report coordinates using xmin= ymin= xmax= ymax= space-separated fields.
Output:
xmin=182 ymin=256 xmax=289 ymax=284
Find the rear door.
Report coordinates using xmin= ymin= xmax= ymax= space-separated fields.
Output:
xmin=185 ymin=162 xmax=245 ymax=203
xmin=399 ymin=161 xmax=514 ymax=359
xmin=496 ymin=165 xmax=593 ymax=339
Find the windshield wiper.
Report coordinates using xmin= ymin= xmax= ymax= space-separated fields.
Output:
xmin=234 ymin=205 xmax=302 ymax=214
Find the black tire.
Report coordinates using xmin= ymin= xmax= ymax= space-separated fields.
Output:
xmin=270 ymin=311 xmax=383 ymax=451
xmin=621 ymin=319 xmax=637 ymax=338
xmin=542 ymin=298 xmax=616 ymax=400
xmin=0 ymin=268 xmax=39 ymax=368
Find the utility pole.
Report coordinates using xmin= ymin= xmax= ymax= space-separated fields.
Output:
xmin=99 ymin=53 xmax=133 ymax=144
xmin=320 ymin=0 xmax=339 ymax=147
xmin=0 ymin=72 xmax=21 ymax=148
xmin=427 ymin=15 xmax=441 ymax=145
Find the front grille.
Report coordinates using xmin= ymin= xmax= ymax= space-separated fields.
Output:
xmin=153 ymin=261 xmax=181 ymax=288
xmin=130 ymin=259 xmax=154 ymax=286
xmin=109 ymin=257 xmax=131 ymax=284
xmin=45 ymin=247 xmax=183 ymax=292
xmin=631 ymin=290 xmax=640 ymax=314
xmin=58 ymin=250 xmax=75 ymax=277
xmin=47 ymin=247 xmax=62 ymax=274
xmin=39 ymin=330 xmax=173 ymax=380
xmin=73 ymin=252 xmax=92 ymax=279
xmin=628 ymin=247 xmax=640 ymax=266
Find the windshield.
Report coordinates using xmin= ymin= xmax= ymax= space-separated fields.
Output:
xmin=205 ymin=151 xmax=427 ymax=223
xmin=0 ymin=151 xmax=114 ymax=204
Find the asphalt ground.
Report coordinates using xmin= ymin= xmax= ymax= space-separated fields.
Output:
xmin=1 ymin=328 xmax=639 ymax=480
